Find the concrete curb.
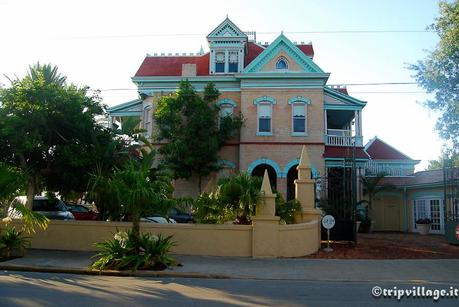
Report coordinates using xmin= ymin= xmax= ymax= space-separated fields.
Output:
xmin=2 ymin=264 xmax=458 ymax=284
xmin=0 ymin=264 xmax=231 ymax=279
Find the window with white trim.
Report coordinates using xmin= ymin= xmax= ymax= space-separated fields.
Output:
xmin=453 ymin=198 xmax=459 ymax=220
xmin=215 ymin=52 xmax=225 ymax=73
xmin=228 ymin=51 xmax=238 ymax=73
xmin=292 ymin=103 xmax=306 ymax=133
xmin=288 ymin=96 xmax=310 ymax=136
xmin=258 ymin=103 xmax=272 ymax=133
xmin=276 ymin=57 xmax=289 ymax=70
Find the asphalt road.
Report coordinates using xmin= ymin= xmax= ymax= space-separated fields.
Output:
xmin=0 ymin=272 xmax=458 ymax=306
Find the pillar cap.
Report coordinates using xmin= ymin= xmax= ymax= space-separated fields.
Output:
xmin=298 ymin=145 xmax=311 ymax=169
xmin=260 ymin=169 xmax=274 ymax=195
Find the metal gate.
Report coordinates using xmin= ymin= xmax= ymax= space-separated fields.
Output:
xmin=444 ymin=157 xmax=459 ymax=245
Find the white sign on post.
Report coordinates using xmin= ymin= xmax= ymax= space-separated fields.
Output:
xmin=322 ymin=215 xmax=335 ymax=252
xmin=322 ymin=215 xmax=335 ymax=229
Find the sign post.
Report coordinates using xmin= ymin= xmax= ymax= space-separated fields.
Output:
xmin=322 ymin=215 xmax=335 ymax=252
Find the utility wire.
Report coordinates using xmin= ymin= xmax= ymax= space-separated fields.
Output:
xmin=89 ymin=82 xmax=422 ymax=93
xmin=58 ymin=29 xmax=435 ymax=40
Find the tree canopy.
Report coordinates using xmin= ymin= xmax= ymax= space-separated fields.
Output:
xmin=154 ymin=80 xmax=243 ymax=193
xmin=409 ymin=0 xmax=459 ymax=150
xmin=0 ymin=63 xmax=113 ymax=207
xmin=427 ymin=152 xmax=459 ymax=170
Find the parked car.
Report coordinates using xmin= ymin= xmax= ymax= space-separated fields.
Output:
xmin=167 ymin=208 xmax=193 ymax=223
xmin=8 ymin=196 xmax=74 ymax=220
xmin=65 ymin=202 xmax=99 ymax=220
xmin=141 ymin=216 xmax=176 ymax=224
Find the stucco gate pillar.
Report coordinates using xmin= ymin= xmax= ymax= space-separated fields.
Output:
xmin=252 ymin=170 xmax=280 ymax=258
xmin=294 ymin=145 xmax=322 ymax=249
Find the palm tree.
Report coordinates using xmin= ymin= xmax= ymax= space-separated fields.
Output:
xmin=217 ymin=172 xmax=262 ymax=224
xmin=27 ymin=62 xmax=66 ymax=86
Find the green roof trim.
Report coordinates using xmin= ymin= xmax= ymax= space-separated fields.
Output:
xmin=324 ymin=87 xmax=367 ymax=106
xmin=242 ymin=33 xmax=325 ymax=74
xmin=107 ymin=99 xmax=142 ymax=115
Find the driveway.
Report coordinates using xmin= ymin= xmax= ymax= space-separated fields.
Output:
xmin=306 ymin=232 xmax=459 ymax=259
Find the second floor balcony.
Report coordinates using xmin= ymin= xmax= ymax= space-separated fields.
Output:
xmin=325 ymin=129 xmax=363 ymax=146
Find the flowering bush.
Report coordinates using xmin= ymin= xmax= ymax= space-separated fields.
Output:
xmin=416 ymin=218 xmax=432 ymax=224
xmin=91 ymin=230 xmax=176 ymax=271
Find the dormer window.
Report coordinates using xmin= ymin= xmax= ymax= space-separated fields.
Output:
xmin=276 ymin=58 xmax=288 ymax=70
xmin=215 ymin=52 xmax=225 ymax=73
xmin=228 ymin=51 xmax=238 ymax=72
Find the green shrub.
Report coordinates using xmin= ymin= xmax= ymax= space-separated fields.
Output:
xmin=0 ymin=227 xmax=30 ymax=259
xmin=275 ymin=193 xmax=302 ymax=224
xmin=91 ymin=229 xmax=176 ymax=271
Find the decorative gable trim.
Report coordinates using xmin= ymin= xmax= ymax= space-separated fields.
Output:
xmin=253 ymin=96 xmax=277 ymax=105
xmin=243 ymin=34 xmax=325 ymax=73
xmin=288 ymin=96 xmax=311 ymax=105
xmin=207 ymin=17 xmax=248 ymax=39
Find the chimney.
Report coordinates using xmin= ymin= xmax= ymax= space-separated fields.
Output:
xmin=182 ymin=64 xmax=197 ymax=77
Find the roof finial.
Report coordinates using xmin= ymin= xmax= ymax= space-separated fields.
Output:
xmin=198 ymin=45 xmax=204 ymax=55
xmin=226 ymin=14 xmax=229 ymax=18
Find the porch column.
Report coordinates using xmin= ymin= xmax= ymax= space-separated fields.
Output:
xmin=354 ymin=110 xmax=362 ymax=136
xmin=324 ymin=109 xmax=328 ymax=133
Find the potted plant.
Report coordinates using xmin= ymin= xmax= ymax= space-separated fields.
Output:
xmin=416 ymin=218 xmax=431 ymax=235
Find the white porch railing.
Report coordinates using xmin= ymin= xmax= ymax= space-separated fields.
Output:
xmin=325 ymin=129 xmax=363 ymax=146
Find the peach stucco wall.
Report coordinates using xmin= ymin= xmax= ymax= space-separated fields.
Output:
xmin=2 ymin=219 xmax=319 ymax=258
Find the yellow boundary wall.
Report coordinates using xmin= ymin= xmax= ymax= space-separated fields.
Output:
xmin=2 ymin=219 xmax=319 ymax=258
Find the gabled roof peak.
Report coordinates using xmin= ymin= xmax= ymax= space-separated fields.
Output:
xmin=242 ymin=33 xmax=324 ymax=73
xmin=365 ymin=136 xmax=417 ymax=161
xmin=207 ymin=17 xmax=248 ymax=39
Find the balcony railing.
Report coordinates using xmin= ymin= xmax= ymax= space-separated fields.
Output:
xmin=325 ymin=129 xmax=363 ymax=146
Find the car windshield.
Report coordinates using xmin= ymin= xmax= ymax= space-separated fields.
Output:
xmin=32 ymin=199 xmax=66 ymax=212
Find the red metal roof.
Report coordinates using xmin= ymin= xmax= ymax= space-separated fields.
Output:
xmin=365 ymin=138 xmax=412 ymax=160
xmin=324 ymin=146 xmax=370 ymax=159
xmin=244 ymin=42 xmax=265 ymax=67
xmin=134 ymin=42 xmax=315 ymax=77
xmin=296 ymin=44 xmax=314 ymax=59
xmin=135 ymin=54 xmax=210 ymax=77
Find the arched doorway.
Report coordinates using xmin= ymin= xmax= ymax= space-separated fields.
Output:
xmin=286 ymin=164 xmax=298 ymax=201
xmin=251 ymin=164 xmax=277 ymax=191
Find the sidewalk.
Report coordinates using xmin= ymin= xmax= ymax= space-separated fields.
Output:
xmin=1 ymin=249 xmax=459 ymax=283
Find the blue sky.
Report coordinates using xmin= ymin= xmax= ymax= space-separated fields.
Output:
xmin=0 ymin=0 xmax=443 ymax=169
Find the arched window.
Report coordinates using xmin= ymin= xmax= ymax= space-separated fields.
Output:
xmin=276 ymin=57 xmax=289 ymax=70
xmin=217 ymin=98 xmax=237 ymax=118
